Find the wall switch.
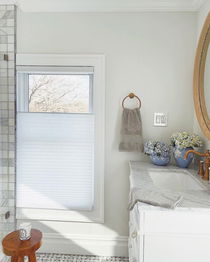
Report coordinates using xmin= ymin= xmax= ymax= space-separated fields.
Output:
xmin=154 ymin=113 xmax=167 ymax=127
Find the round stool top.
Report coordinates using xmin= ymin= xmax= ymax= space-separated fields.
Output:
xmin=2 ymin=229 xmax=42 ymax=257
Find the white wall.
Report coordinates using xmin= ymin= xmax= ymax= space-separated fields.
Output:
xmin=16 ymin=10 xmax=196 ymax=256
xmin=193 ymin=1 xmax=210 ymax=148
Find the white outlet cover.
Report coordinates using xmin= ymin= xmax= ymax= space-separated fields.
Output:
xmin=154 ymin=113 xmax=167 ymax=126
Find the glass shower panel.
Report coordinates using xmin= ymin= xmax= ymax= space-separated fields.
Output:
xmin=0 ymin=30 xmax=10 ymax=239
xmin=0 ymin=5 xmax=16 ymax=260
xmin=0 ymin=29 xmax=9 ymax=259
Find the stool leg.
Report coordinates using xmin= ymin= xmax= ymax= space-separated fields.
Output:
xmin=11 ymin=257 xmax=18 ymax=262
xmin=11 ymin=257 xmax=24 ymax=262
xmin=28 ymin=253 xmax=37 ymax=262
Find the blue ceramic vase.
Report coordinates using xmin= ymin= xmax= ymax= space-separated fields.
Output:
xmin=173 ymin=146 xmax=193 ymax=168
xmin=150 ymin=155 xmax=170 ymax=166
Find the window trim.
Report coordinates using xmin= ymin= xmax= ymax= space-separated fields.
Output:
xmin=16 ymin=54 xmax=105 ymax=223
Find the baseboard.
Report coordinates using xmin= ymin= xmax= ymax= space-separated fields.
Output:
xmin=39 ymin=233 xmax=128 ymax=257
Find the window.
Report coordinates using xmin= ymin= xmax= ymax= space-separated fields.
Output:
xmin=28 ymin=74 xmax=91 ymax=113
xmin=16 ymin=55 xmax=105 ymax=222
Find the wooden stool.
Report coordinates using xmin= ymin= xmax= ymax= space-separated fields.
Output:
xmin=2 ymin=229 xmax=42 ymax=262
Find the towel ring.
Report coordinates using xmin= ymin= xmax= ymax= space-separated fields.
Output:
xmin=122 ymin=93 xmax=141 ymax=109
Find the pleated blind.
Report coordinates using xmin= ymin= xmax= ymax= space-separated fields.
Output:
xmin=16 ymin=113 xmax=94 ymax=211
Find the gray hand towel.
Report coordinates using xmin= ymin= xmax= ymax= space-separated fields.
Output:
xmin=119 ymin=108 xmax=143 ymax=152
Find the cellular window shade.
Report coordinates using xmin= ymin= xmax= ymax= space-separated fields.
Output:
xmin=16 ymin=113 xmax=94 ymax=211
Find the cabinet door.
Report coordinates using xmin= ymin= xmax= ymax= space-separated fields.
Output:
xmin=144 ymin=235 xmax=210 ymax=262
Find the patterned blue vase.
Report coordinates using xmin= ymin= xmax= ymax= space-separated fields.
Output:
xmin=173 ymin=146 xmax=193 ymax=168
xmin=150 ymin=155 xmax=170 ymax=166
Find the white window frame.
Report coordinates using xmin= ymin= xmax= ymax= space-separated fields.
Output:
xmin=16 ymin=54 xmax=105 ymax=223
xmin=16 ymin=66 xmax=94 ymax=113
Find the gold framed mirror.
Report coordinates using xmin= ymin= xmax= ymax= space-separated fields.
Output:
xmin=194 ymin=12 xmax=210 ymax=140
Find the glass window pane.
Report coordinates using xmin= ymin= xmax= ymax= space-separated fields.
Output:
xmin=28 ymin=74 xmax=90 ymax=113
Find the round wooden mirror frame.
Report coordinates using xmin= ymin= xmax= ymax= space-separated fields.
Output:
xmin=194 ymin=12 xmax=210 ymax=140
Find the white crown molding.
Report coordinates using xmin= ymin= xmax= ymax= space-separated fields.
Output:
xmin=15 ymin=0 xmax=208 ymax=13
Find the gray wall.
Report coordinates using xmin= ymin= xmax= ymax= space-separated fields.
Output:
xmin=16 ymin=10 xmax=196 ymax=255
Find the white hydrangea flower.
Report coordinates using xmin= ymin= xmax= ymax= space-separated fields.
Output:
xmin=170 ymin=132 xmax=202 ymax=149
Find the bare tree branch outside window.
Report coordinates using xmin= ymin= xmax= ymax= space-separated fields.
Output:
xmin=28 ymin=74 xmax=90 ymax=113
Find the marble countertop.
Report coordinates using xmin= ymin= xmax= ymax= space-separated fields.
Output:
xmin=129 ymin=161 xmax=209 ymax=188
xmin=129 ymin=161 xmax=210 ymax=210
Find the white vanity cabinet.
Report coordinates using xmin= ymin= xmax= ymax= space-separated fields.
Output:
xmin=129 ymin=202 xmax=210 ymax=262
xmin=129 ymin=162 xmax=210 ymax=262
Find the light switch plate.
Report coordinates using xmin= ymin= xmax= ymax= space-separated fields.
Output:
xmin=154 ymin=113 xmax=167 ymax=127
